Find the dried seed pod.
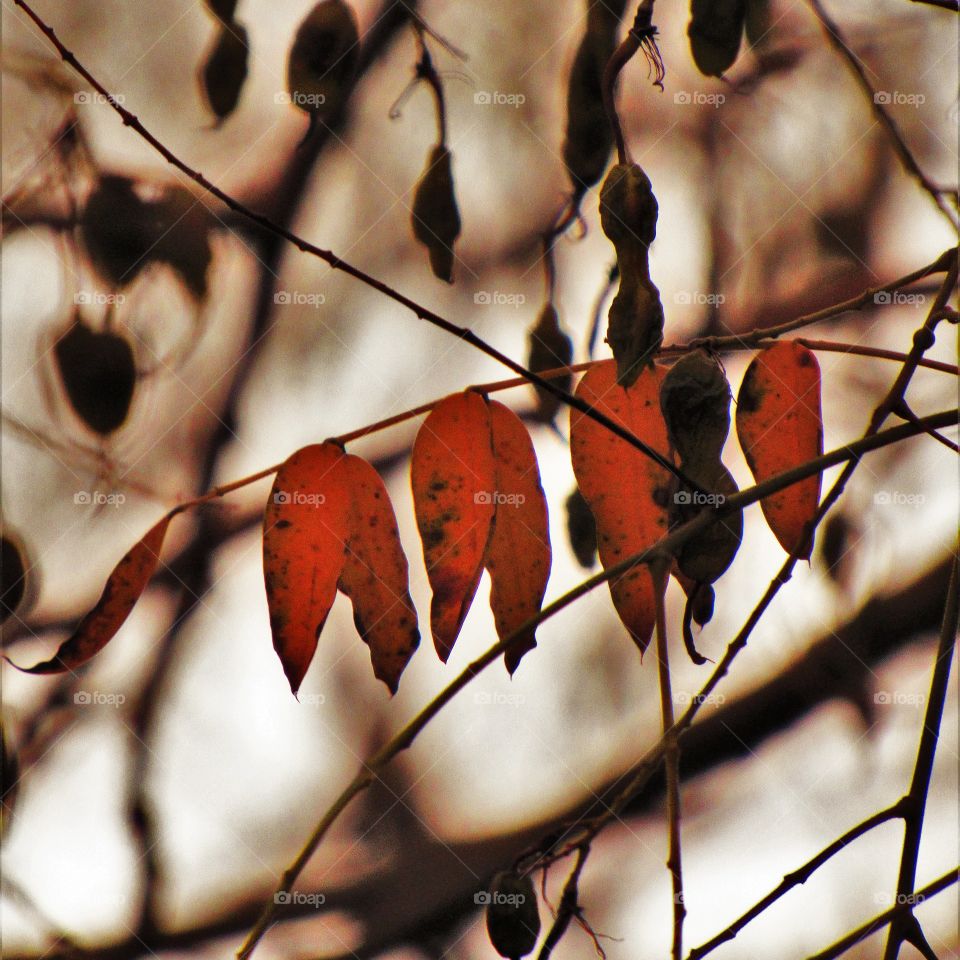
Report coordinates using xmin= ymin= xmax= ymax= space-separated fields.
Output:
xmin=660 ymin=351 xmax=742 ymax=588
xmin=599 ymin=163 xmax=664 ymax=386
xmin=54 ymin=318 xmax=137 ymax=436
xmin=485 ymin=872 xmax=540 ymax=959
xmin=688 ymin=0 xmax=747 ymax=77
xmin=204 ymin=0 xmax=238 ymax=21
xmin=527 ymin=303 xmax=573 ymax=422
xmin=1 ymin=534 xmax=27 ymax=624
xmin=566 ymin=486 xmax=598 ymax=569
xmin=81 ymin=177 xmax=213 ymax=299
xmin=562 ymin=21 xmax=618 ymax=195
xmin=286 ymin=0 xmax=359 ymax=124
xmin=200 ymin=22 xmax=249 ymax=122
xmin=81 ymin=176 xmax=158 ymax=289
xmin=411 ymin=144 xmax=461 ymax=283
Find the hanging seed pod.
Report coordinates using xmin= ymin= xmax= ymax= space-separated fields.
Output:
xmin=1 ymin=535 xmax=27 ymax=624
xmin=200 ymin=22 xmax=249 ymax=122
xmin=744 ymin=0 xmax=772 ymax=49
xmin=54 ymin=318 xmax=137 ymax=436
xmin=599 ymin=163 xmax=664 ymax=386
xmin=152 ymin=186 xmax=214 ymax=300
xmin=566 ymin=486 xmax=598 ymax=569
xmin=485 ymin=872 xmax=541 ymax=960
xmin=688 ymin=0 xmax=748 ymax=78
xmin=411 ymin=144 xmax=461 ymax=283
xmin=286 ymin=0 xmax=359 ymax=126
xmin=81 ymin=176 xmax=158 ymax=289
xmin=204 ymin=0 xmax=238 ymax=21
xmin=527 ymin=303 xmax=573 ymax=422
xmin=660 ymin=351 xmax=742 ymax=587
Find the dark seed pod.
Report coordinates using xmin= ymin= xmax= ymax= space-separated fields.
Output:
xmin=527 ymin=303 xmax=573 ymax=422
xmin=688 ymin=0 xmax=747 ymax=78
xmin=485 ymin=872 xmax=540 ymax=959
xmin=204 ymin=0 xmax=238 ymax=22
xmin=411 ymin=144 xmax=461 ymax=283
xmin=81 ymin=176 xmax=158 ymax=289
xmin=152 ymin=187 xmax=214 ymax=299
xmin=286 ymin=0 xmax=359 ymax=123
xmin=744 ymin=0 xmax=772 ymax=49
xmin=599 ymin=163 xmax=664 ymax=386
xmin=660 ymin=351 xmax=742 ymax=586
xmin=566 ymin=487 xmax=598 ymax=569
xmin=54 ymin=318 xmax=137 ymax=436
xmin=1 ymin=535 xmax=27 ymax=624
xmin=200 ymin=22 xmax=249 ymax=122
xmin=562 ymin=21 xmax=618 ymax=195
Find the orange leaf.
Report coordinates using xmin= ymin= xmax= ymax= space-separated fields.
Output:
xmin=570 ymin=360 xmax=673 ymax=653
xmin=411 ymin=392 xmax=496 ymax=661
xmin=337 ymin=455 xmax=420 ymax=694
xmin=13 ymin=514 xmax=172 ymax=674
xmin=263 ymin=443 xmax=349 ymax=695
xmin=736 ymin=341 xmax=823 ymax=558
xmin=484 ymin=401 xmax=552 ymax=674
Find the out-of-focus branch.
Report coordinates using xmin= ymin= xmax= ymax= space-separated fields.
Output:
xmin=807 ymin=0 xmax=959 ymax=227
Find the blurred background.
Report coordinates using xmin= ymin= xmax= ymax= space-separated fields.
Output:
xmin=1 ymin=0 xmax=957 ymax=957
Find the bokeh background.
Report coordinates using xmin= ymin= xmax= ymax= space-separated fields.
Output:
xmin=1 ymin=0 xmax=957 ymax=957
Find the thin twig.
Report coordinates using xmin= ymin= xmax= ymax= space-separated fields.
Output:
xmin=233 ymin=407 xmax=956 ymax=958
xmin=807 ymin=868 xmax=959 ymax=960
xmin=881 ymin=549 xmax=959 ymax=960
xmin=807 ymin=0 xmax=959 ymax=227
xmin=9 ymin=0 xmax=692 ymax=489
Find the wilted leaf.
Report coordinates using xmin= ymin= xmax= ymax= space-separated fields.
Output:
xmin=200 ymin=22 xmax=249 ymax=123
xmin=570 ymin=360 xmax=673 ymax=652
xmin=55 ymin=317 xmax=137 ymax=436
xmin=411 ymin=392 xmax=495 ymax=661
xmin=336 ymin=455 xmax=420 ymax=694
xmin=263 ymin=443 xmax=349 ymax=695
xmin=12 ymin=515 xmax=172 ymax=674
xmin=736 ymin=340 xmax=823 ymax=558
xmin=484 ymin=402 xmax=551 ymax=674
xmin=412 ymin=144 xmax=461 ymax=283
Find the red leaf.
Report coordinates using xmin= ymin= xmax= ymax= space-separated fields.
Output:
xmin=736 ymin=341 xmax=823 ymax=558
xmin=263 ymin=443 xmax=349 ymax=695
xmin=13 ymin=514 xmax=172 ymax=674
xmin=411 ymin=392 xmax=496 ymax=661
xmin=570 ymin=360 xmax=673 ymax=652
xmin=337 ymin=455 xmax=420 ymax=694
xmin=484 ymin=401 xmax=552 ymax=674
